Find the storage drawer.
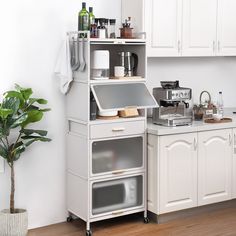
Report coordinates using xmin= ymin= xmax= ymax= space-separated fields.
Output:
xmin=90 ymin=121 xmax=145 ymax=139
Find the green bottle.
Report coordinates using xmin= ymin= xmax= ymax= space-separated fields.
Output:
xmin=78 ymin=2 xmax=89 ymax=31
xmin=89 ymin=7 xmax=95 ymax=26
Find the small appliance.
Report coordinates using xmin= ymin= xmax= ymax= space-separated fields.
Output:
xmin=118 ymin=52 xmax=138 ymax=77
xmin=91 ymin=50 xmax=109 ymax=80
xmin=152 ymin=81 xmax=192 ymax=126
xmin=92 ymin=177 xmax=138 ymax=215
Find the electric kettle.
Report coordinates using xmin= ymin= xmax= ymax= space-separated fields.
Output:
xmin=118 ymin=52 xmax=138 ymax=77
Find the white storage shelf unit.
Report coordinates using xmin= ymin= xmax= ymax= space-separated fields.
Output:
xmin=66 ymin=33 xmax=157 ymax=235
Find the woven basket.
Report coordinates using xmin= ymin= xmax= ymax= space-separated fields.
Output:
xmin=0 ymin=209 xmax=28 ymax=236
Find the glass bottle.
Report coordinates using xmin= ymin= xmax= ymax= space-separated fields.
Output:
xmin=109 ymin=19 xmax=116 ymax=38
xmin=89 ymin=7 xmax=95 ymax=26
xmin=217 ymin=91 xmax=224 ymax=116
xmin=78 ymin=2 xmax=89 ymax=31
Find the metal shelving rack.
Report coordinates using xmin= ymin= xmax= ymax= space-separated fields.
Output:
xmin=66 ymin=31 xmax=157 ymax=236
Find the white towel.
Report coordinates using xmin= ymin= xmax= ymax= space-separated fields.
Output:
xmin=54 ymin=35 xmax=73 ymax=94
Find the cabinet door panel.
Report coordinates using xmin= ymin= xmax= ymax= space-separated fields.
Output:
xmin=217 ymin=0 xmax=236 ymax=56
xmin=159 ymin=133 xmax=197 ymax=214
xmin=198 ymin=130 xmax=232 ymax=206
xmin=233 ymin=129 xmax=236 ymax=198
xmin=182 ymin=0 xmax=217 ymax=56
xmin=146 ymin=0 xmax=182 ymax=57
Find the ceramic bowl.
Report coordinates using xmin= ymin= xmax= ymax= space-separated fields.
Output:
xmin=212 ymin=113 xmax=223 ymax=121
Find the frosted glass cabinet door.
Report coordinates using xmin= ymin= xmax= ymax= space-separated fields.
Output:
xmin=92 ymin=136 xmax=143 ymax=175
xmin=92 ymin=175 xmax=143 ymax=216
xmin=91 ymin=83 xmax=158 ymax=112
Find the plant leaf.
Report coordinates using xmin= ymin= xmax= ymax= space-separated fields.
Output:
xmin=29 ymin=98 xmax=48 ymax=105
xmin=21 ymin=110 xmax=43 ymax=128
xmin=4 ymin=91 xmax=24 ymax=108
xmin=10 ymin=113 xmax=28 ymax=128
xmin=0 ymin=144 xmax=8 ymax=159
xmin=20 ymin=129 xmax=48 ymax=136
xmin=39 ymin=108 xmax=51 ymax=112
xmin=0 ymin=108 xmax=13 ymax=119
xmin=14 ymin=84 xmax=33 ymax=101
xmin=2 ymin=97 xmax=20 ymax=114
xmin=21 ymin=136 xmax=51 ymax=142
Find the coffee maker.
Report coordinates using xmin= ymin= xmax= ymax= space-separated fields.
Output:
xmin=152 ymin=81 xmax=192 ymax=126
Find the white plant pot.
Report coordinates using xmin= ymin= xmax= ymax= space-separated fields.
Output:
xmin=0 ymin=209 xmax=28 ymax=236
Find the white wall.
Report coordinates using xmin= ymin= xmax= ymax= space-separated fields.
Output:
xmin=147 ymin=57 xmax=236 ymax=107
xmin=0 ymin=0 xmax=121 ymax=229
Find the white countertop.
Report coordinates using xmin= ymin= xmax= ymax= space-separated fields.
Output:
xmin=147 ymin=108 xmax=236 ymax=136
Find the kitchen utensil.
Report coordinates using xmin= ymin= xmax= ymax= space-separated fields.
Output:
xmin=118 ymin=52 xmax=138 ymax=77
xmin=71 ymin=37 xmax=80 ymax=71
xmin=78 ymin=37 xmax=86 ymax=72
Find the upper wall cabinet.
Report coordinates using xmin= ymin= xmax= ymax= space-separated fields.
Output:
xmin=182 ymin=0 xmax=217 ymax=56
xmin=122 ymin=0 xmax=236 ymax=57
xmin=217 ymin=0 xmax=236 ymax=56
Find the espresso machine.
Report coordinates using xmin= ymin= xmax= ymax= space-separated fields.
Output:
xmin=152 ymin=81 xmax=192 ymax=126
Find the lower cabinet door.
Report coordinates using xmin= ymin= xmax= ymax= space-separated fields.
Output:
xmin=91 ymin=174 xmax=144 ymax=217
xmin=198 ymin=129 xmax=232 ymax=206
xmin=233 ymin=129 xmax=236 ymax=199
xmin=159 ymin=133 xmax=198 ymax=214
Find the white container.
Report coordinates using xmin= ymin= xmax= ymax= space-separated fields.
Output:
xmin=0 ymin=209 xmax=28 ymax=236
xmin=114 ymin=66 xmax=125 ymax=77
xmin=91 ymin=50 xmax=110 ymax=80
xmin=98 ymin=110 xmax=118 ymax=117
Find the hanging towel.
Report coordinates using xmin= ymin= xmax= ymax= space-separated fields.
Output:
xmin=54 ymin=35 xmax=73 ymax=94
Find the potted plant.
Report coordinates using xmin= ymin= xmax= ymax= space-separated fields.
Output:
xmin=0 ymin=84 xmax=51 ymax=236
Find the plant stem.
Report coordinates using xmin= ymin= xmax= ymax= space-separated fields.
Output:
xmin=10 ymin=162 xmax=15 ymax=214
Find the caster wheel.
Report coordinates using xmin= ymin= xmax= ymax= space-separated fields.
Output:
xmin=67 ymin=216 xmax=73 ymax=223
xmin=86 ymin=230 xmax=92 ymax=236
xmin=144 ymin=217 xmax=150 ymax=224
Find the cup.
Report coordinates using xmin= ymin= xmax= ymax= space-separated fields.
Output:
xmin=114 ymin=66 xmax=125 ymax=77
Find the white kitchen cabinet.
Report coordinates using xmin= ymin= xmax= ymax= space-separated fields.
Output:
xmin=217 ymin=0 xmax=236 ymax=56
xmin=182 ymin=0 xmax=217 ymax=56
xmin=122 ymin=0 xmax=236 ymax=57
xmin=148 ymin=133 xmax=198 ymax=214
xmin=233 ymin=129 xmax=236 ymax=198
xmin=145 ymin=0 xmax=182 ymax=57
xmin=198 ymin=129 xmax=233 ymax=206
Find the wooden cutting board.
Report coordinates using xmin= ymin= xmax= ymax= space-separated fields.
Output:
xmin=204 ymin=118 xmax=232 ymax=124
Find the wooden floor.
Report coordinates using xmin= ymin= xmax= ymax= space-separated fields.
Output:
xmin=28 ymin=207 xmax=236 ymax=236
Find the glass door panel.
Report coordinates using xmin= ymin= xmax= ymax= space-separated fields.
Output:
xmin=92 ymin=136 xmax=143 ymax=175
xmin=92 ymin=175 xmax=143 ymax=215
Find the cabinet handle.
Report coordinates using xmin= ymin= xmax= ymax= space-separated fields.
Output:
xmin=229 ymin=134 xmax=232 ymax=146
xmin=112 ymin=170 xmax=125 ymax=175
xmin=112 ymin=211 xmax=124 ymax=216
xmin=194 ymin=138 xmax=197 ymax=151
xmin=178 ymin=40 xmax=181 ymax=53
xmin=112 ymin=127 xmax=125 ymax=132
xmin=213 ymin=41 xmax=216 ymax=52
xmin=218 ymin=41 xmax=221 ymax=51
xmin=234 ymin=134 xmax=236 ymax=146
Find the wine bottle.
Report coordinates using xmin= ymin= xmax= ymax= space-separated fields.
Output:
xmin=89 ymin=7 xmax=95 ymax=26
xmin=78 ymin=2 xmax=89 ymax=31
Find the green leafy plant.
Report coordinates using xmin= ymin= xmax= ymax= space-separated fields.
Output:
xmin=0 ymin=84 xmax=51 ymax=213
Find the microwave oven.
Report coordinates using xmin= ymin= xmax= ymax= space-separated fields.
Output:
xmin=92 ymin=176 xmax=141 ymax=215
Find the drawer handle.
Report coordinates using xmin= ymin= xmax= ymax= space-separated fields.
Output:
xmin=112 ymin=127 xmax=125 ymax=132
xmin=112 ymin=170 xmax=125 ymax=175
xmin=112 ymin=211 xmax=124 ymax=216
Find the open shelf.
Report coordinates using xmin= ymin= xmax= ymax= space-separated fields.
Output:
xmin=89 ymin=78 xmax=146 ymax=84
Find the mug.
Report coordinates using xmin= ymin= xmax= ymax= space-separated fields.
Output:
xmin=114 ymin=66 xmax=125 ymax=77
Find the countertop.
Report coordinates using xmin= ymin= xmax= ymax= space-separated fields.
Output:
xmin=147 ymin=108 xmax=236 ymax=136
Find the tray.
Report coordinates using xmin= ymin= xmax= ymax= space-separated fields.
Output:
xmin=204 ymin=118 xmax=232 ymax=124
